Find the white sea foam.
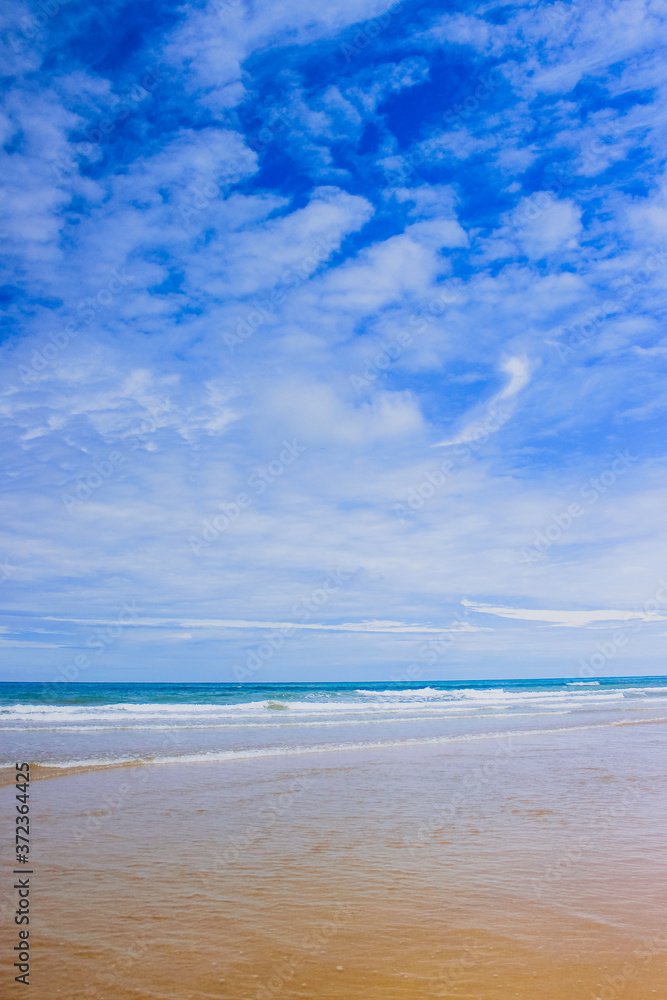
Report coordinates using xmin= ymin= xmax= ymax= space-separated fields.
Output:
xmin=23 ymin=715 xmax=667 ymax=770
xmin=355 ymin=687 xmax=445 ymax=698
xmin=1 ymin=709 xmax=580 ymax=733
xmin=3 ymin=686 xmax=667 ymax=727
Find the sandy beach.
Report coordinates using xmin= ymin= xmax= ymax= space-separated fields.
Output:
xmin=5 ymin=0 xmax=667 ymax=992
xmin=2 ymin=710 xmax=666 ymax=999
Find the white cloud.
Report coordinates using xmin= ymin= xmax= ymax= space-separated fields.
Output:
xmin=264 ymin=381 xmax=424 ymax=446
xmin=497 ymin=356 xmax=531 ymax=399
xmin=462 ymin=600 xmax=667 ymax=628
xmin=2 ymin=0 xmax=667 ymax=681
xmin=434 ymin=356 xmax=530 ymax=446
xmin=44 ymin=615 xmax=488 ymax=634
xmin=501 ymin=196 xmax=583 ymax=259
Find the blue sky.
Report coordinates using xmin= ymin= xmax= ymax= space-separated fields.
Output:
xmin=1 ymin=0 xmax=667 ymax=682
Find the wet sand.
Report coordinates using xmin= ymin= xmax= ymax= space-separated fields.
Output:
xmin=1 ymin=722 xmax=666 ymax=999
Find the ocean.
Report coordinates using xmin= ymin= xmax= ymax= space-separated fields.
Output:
xmin=3 ymin=675 xmax=667 ymax=768
xmin=2 ymin=676 xmax=666 ymax=998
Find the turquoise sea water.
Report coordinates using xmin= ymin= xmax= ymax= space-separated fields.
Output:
xmin=2 ymin=676 xmax=667 ymax=767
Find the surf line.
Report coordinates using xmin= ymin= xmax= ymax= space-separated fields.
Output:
xmin=74 ymin=714 xmax=667 ymax=767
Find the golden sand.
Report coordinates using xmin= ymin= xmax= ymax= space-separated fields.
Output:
xmin=2 ymin=726 xmax=665 ymax=999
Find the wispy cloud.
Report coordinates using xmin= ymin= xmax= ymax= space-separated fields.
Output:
xmin=43 ymin=616 xmax=489 ymax=635
xmin=462 ymin=601 xmax=667 ymax=629
xmin=1 ymin=0 xmax=666 ymax=679
xmin=433 ymin=356 xmax=531 ymax=446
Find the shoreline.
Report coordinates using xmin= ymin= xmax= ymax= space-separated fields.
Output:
xmin=3 ymin=710 xmax=667 ymax=789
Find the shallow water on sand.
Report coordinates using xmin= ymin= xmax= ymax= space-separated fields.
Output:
xmin=1 ymin=717 xmax=665 ymax=999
